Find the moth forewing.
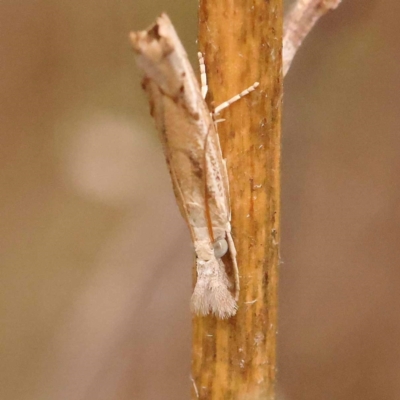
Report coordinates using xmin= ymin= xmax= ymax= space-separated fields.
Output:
xmin=131 ymin=14 xmax=240 ymax=318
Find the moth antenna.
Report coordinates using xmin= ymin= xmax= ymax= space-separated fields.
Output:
xmin=203 ymin=126 xmax=215 ymax=243
xmin=226 ymin=230 xmax=240 ymax=301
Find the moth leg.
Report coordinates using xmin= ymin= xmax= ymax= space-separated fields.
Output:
xmin=197 ymin=52 xmax=208 ymax=99
xmin=226 ymin=227 xmax=240 ymax=301
xmin=214 ymin=82 xmax=259 ymax=115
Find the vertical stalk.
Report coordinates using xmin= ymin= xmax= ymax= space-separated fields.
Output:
xmin=192 ymin=0 xmax=282 ymax=399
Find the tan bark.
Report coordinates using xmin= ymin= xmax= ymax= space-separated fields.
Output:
xmin=192 ymin=1 xmax=283 ymax=398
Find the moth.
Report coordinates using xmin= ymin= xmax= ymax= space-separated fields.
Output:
xmin=130 ymin=14 xmax=258 ymax=318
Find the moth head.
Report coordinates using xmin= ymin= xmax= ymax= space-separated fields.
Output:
xmin=213 ymin=238 xmax=228 ymax=258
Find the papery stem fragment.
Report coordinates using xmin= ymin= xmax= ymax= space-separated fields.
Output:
xmin=283 ymin=0 xmax=342 ymax=76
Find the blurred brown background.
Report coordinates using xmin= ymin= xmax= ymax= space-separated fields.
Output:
xmin=1 ymin=1 xmax=399 ymax=399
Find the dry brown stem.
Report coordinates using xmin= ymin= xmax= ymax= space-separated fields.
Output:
xmin=283 ymin=0 xmax=342 ymax=75
xmin=193 ymin=0 xmax=282 ymax=399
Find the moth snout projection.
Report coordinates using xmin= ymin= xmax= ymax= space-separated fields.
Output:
xmin=130 ymin=14 xmax=259 ymax=318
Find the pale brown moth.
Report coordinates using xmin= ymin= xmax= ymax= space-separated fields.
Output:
xmin=130 ymin=14 xmax=258 ymax=318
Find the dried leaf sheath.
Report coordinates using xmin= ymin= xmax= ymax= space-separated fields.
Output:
xmin=130 ymin=14 xmax=238 ymax=318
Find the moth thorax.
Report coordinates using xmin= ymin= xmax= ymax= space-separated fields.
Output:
xmin=213 ymin=238 xmax=228 ymax=258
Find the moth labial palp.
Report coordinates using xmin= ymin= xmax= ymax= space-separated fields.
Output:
xmin=130 ymin=13 xmax=259 ymax=319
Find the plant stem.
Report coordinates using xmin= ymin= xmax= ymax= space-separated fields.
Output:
xmin=192 ymin=1 xmax=282 ymax=398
